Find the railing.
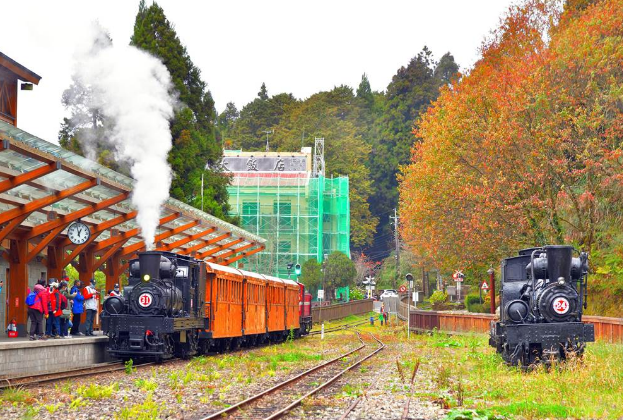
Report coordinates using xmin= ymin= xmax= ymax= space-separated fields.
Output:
xmin=401 ymin=301 xmax=623 ymax=343
xmin=312 ymin=299 xmax=374 ymax=323
xmin=408 ymin=310 xmax=623 ymax=343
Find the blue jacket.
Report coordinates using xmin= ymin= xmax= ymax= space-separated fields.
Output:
xmin=71 ymin=286 xmax=84 ymax=314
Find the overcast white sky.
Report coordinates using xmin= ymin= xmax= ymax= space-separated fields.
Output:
xmin=1 ymin=0 xmax=516 ymax=143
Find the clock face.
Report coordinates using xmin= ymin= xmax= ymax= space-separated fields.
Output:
xmin=67 ymin=222 xmax=91 ymax=245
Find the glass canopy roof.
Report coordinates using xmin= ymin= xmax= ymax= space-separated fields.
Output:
xmin=0 ymin=120 xmax=264 ymax=264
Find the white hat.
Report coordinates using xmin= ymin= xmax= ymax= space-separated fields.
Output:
xmin=49 ymin=282 xmax=59 ymax=289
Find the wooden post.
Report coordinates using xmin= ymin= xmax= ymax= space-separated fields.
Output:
xmin=78 ymin=248 xmax=95 ymax=285
xmin=46 ymin=241 xmax=65 ymax=279
xmin=7 ymin=239 xmax=28 ymax=334
xmin=105 ymin=251 xmax=122 ymax=294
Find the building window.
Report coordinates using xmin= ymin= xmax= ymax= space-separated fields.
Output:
xmin=273 ymin=202 xmax=292 ymax=229
xmin=242 ymin=202 xmax=258 ymax=230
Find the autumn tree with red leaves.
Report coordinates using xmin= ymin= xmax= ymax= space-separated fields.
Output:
xmin=399 ymin=0 xmax=623 ymax=315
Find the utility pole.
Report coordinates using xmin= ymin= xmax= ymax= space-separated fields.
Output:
xmin=390 ymin=208 xmax=400 ymax=289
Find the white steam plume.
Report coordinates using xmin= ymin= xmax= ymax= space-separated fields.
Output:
xmin=71 ymin=23 xmax=175 ymax=249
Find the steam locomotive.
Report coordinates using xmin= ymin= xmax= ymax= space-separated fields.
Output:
xmin=489 ymin=245 xmax=595 ymax=367
xmin=101 ymin=251 xmax=313 ymax=360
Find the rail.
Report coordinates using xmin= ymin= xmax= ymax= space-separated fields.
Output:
xmin=400 ymin=300 xmax=623 ymax=343
xmin=311 ymin=299 xmax=373 ymax=323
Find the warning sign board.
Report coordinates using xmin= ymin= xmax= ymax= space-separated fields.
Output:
xmin=398 ymin=285 xmax=407 ymax=293
xmin=481 ymin=281 xmax=489 ymax=290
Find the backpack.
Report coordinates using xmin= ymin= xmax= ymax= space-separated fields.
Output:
xmin=25 ymin=291 xmax=37 ymax=306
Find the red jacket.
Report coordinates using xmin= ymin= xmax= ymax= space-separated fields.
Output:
xmin=82 ymin=287 xmax=96 ymax=300
xmin=31 ymin=284 xmax=49 ymax=315
xmin=49 ymin=290 xmax=62 ymax=317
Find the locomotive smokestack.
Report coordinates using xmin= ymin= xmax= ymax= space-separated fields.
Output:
xmin=139 ymin=251 xmax=162 ymax=282
xmin=545 ymin=245 xmax=573 ymax=282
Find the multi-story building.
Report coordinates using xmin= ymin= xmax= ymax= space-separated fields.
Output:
xmin=224 ymin=147 xmax=350 ymax=278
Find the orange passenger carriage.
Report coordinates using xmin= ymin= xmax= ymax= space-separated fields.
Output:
xmin=102 ymin=251 xmax=312 ymax=360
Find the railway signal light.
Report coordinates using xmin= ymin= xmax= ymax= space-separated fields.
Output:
xmin=405 ymin=273 xmax=414 ymax=288
xmin=295 ymin=263 xmax=301 ymax=276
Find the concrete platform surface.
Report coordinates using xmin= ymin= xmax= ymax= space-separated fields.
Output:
xmin=0 ymin=333 xmax=110 ymax=377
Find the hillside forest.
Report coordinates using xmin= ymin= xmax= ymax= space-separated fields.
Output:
xmin=57 ymin=0 xmax=623 ymax=316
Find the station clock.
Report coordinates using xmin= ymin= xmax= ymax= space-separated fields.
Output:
xmin=67 ymin=221 xmax=91 ymax=245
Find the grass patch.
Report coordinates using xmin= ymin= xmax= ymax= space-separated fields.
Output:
xmin=77 ymin=382 xmax=118 ymax=400
xmin=0 ymin=387 xmax=32 ymax=404
xmin=134 ymin=378 xmax=158 ymax=392
xmin=412 ymin=333 xmax=623 ymax=419
xmin=116 ymin=393 xmax=163 ymax=420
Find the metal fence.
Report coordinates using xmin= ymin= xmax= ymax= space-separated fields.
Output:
xmin=312 ymin=299 xmax=374 ymax=323
xmin=399 ymin=298 xmax=623 ymax=343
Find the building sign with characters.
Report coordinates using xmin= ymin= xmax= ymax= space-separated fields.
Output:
xmin=222 ymin=155 xmax=308 ymax=172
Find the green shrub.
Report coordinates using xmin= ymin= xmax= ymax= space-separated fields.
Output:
xmin=350 ymin=288 xmax=365 ymax=300
xmin=430 ymin=290 xmax=448 ymax=309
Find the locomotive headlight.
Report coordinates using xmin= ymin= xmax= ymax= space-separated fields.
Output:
xmin=143 ymin=274 xmax=151 ymax=282
xmin=558 ymin=277 xmax=565 ymax=286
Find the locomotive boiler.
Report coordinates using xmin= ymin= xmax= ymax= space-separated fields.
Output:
xmin=489 ymin=245 xmax=595 ymax=367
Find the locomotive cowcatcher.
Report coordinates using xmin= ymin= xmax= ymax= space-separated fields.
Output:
xmin=489 ymin=245 xmax=595 ymax=367
xmin=101 ymin=251 xmax=313 ymax=360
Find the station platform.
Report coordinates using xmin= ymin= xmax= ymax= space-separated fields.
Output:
xmin=0 ymin=333 xmax=110 ymax=377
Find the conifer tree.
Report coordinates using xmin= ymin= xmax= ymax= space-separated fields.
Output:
xmin=131 ymin=0 xmax=230 ymax=218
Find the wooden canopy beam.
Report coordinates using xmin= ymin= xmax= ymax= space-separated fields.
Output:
xmin=198 ymin=238 xmax=244 ymax=260
xmin=93 ymin=240 xmax=128 ymax=271
xmin=5 ymin=141 xmax=127 ymax=193
xmin=120 ymin=220 xmax=200 ymax=258
xmin=0 ymin=214 xmax=28 ymax=242
xmin=0 ymin=161 xmax=60 ymax=194
xmin=157 ymin=226 xmax=217 ymax=252
xmin=179 ymin=232 xmax=231 ymax=255
xmin=24 ymin=191 xmax=130 ymax=239
xmin=223 ymin=245 xmax=264 ymax=265
xmin=61 ymin=210 xmax=141 ymax=266
xmin=208 ymin=242 xmax=254 ymax=262
xmin=91 ymin=212 xmax=180 ymax=252
xmin=60 ymin=210 xmax=138 ymax=247
xmin=25 ymin=223 xmax=68 ymax=262
xmin=0 ymin=178 xmax=98 ymax=225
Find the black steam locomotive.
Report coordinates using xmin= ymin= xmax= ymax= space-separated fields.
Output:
xmin=101 ymin=251 xmax=206 ymax=360
xmin=489 ymin=245 xmax=595 ymax=367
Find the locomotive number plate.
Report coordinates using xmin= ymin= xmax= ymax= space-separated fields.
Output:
xmin=138 ymin=292 xmax=153 ymax=308
xmin=553 ymin=297 xmax=570 ymax=314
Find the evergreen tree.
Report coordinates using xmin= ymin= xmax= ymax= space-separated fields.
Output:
xmin=368 ymin=47 xmax=459 ymax=256
xmin=131 ymin=0 xmax=230 ymax=218
xmin=258 ymin=82 xmax=269 ymax=101
xmin=356 ymin=73 xmax=373 ymax=105
xmin=434 ymin=52 xmax=460 ymax=84
xmin=231 ymin=85 xmax=297 ymax=150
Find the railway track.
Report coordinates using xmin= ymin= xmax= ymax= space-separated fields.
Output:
xmin=308 ymin=319 xmax=369 ymax=336
xmin=0 ymin=360 xmax=158 ymax=390
xmin=199 ymin=331 xmax=385 ymax=420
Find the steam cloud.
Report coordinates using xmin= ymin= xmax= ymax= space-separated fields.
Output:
xmin=70 ymin=23 xmax=175 ymax=249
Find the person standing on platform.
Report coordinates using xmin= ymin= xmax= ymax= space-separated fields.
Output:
xmin=109 ymin=283 xmax=121 ymax=297
xmin=58 ymin=282 xmax=71 ymax=338
xmin=46 ymin=282 xmax=62 ymax=338
xmin=70 ymin=280 xmax=84 ymax=336
xmin=83 ymin=279 xmax=98 ymax=336
xmin=27 ymin=283 xmax=48 ymax=340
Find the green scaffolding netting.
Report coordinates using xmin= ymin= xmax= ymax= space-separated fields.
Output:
xmin=226 ymin=173 xmax=350 ymax=278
